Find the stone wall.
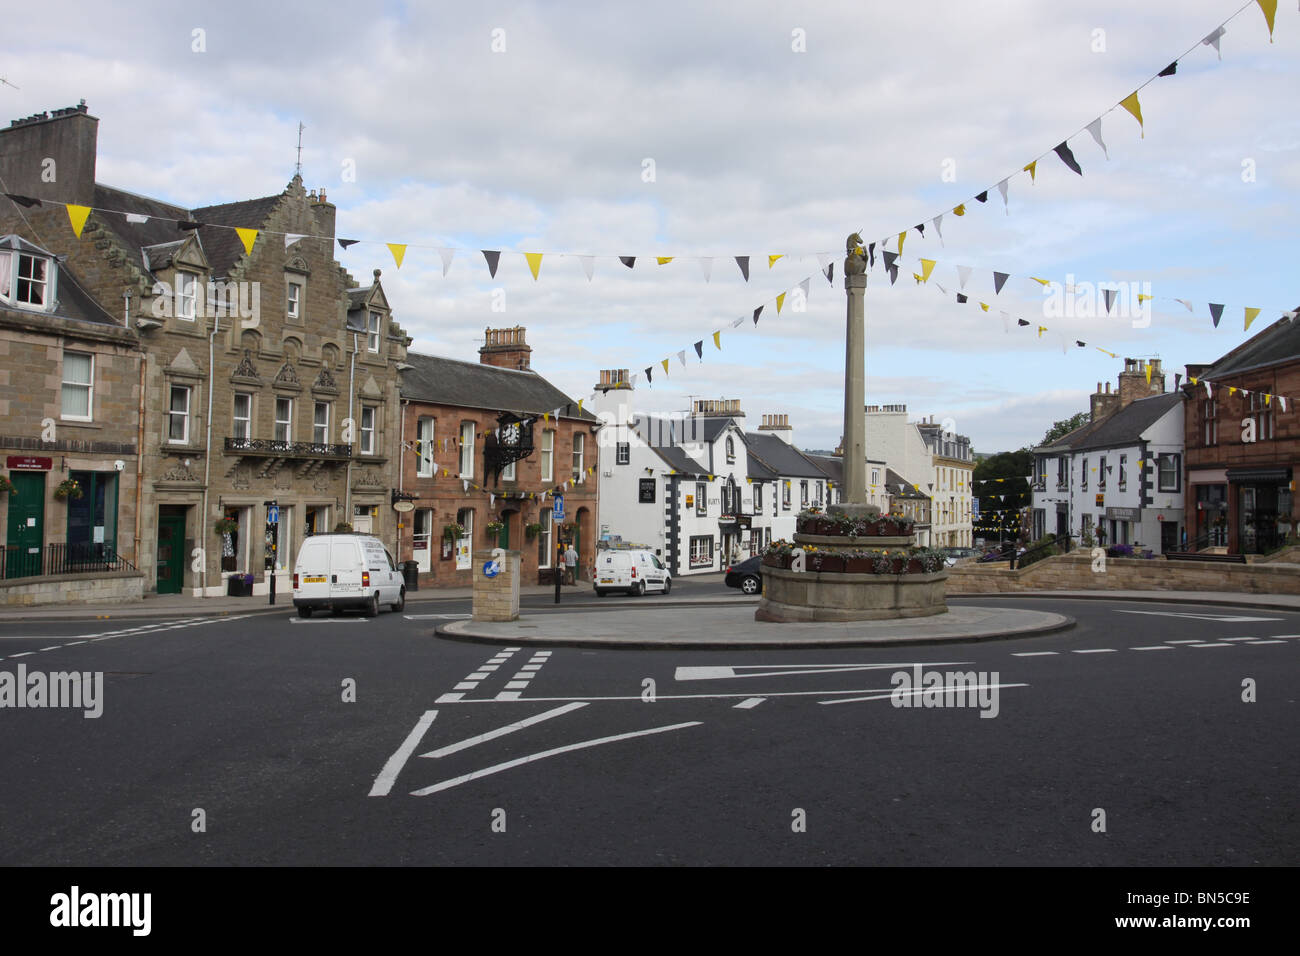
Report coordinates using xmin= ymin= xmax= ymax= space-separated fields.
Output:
xmin=947 ymin=550 xmax=1300 ymax=595
xmin=471 ymin=548 xmax=520 ymax=622
xmin=0 ymin=570 xmax=143 ymax=606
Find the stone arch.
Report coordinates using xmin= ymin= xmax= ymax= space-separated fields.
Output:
xmin=321 ymin=342 xmax=340 ymax=369
xmin=240 ymin=328 xmax=263 ymax=353
xmin=282 ymin=336 xmax=303 ymax=364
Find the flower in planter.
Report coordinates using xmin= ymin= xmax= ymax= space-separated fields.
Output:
xmin=524 ymin=522 xmax=544 ymax=540
xmin=54 ymin=478 xmax=84 ymax=500
xmin=0 ymin=474 xmax=16 ymax=496
xmin=485 ymin=521 xmax=506 ymax=537
xmin=443 ymin=522 xmax=465 ymax=541
xmin=215 ymin=517 xmax=239 ymax=536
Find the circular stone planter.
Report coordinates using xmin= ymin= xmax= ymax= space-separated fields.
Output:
xmin=756 ymin=566 xmax=949 ymax=622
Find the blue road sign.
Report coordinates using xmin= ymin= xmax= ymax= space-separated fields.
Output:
xmin=553 ymin=495 xmax=565 ymax=521
xmin=482 ymin=560 xmax=500 ymax=578
xmin=268 ymin=504 xmax=279 ymax=524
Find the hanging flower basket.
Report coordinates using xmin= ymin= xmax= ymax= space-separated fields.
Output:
xmin=0 ymin=474 xmax=15 ymax=496
xmin=485 ymin=521 xmax=506 ymax=537
xmin=54 ymin=478 xmax=83 ymax=500
xmin=333 ymin=521 xmax=354 ymax=533
xmin=524 ymin=522 xmax=544 ymax=540
xmin=443 ymin=522 xmax=465 ymax=542
xmin=214 ymin=517 xmax=239 ymax=536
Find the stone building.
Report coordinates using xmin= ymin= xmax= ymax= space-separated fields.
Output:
xmin=0 ymin=233 xmax=142 ymax=601
xmin=1184 ymin=312 xmax=1300 ymax=554
xmin=0 ymin=103 xmax=410 ymax=598
xmin=398 ymin=328 xmax=600 ymax=587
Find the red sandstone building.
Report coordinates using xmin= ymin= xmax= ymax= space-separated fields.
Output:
xmin=397 ymin=327 xmax=600 ymax=587
xmin=1183 ymin=311 xmax=1300 ymax=554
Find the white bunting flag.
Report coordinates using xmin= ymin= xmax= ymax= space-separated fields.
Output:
xmin=932 ymin=214 xmax=944 ymax=244
xmin=699 ymin=257 xmax=712 ymax=282
xmin=1086 ymin=119 xmax=1109 ymax=160
xmin=579 ymin=255 xmax=595 ymax=281
xmin=437 ymin=247 xmax=455 ymax=276
xmin=996 ymin=178 xmax=1010 ymax=213
xmin=1202 ymin=26 xmax=1226 ymax=60
xmin=1204 ymin=381 xmax=1213 ymax=398
xmin=677 ymin=350 xmax=687 ymax=368
xmin=1175 ymin=298 xmax=1194 ymax=312
xmin=798 ymin=277 xmax=810 ymax=300
xmin=463 ymin=479 xmax=469 ymax=491
xmin=1279 ymin=396 xmax=1288 ymax=413
xmin=489 ymin=493 xmax=495 ymax=507
xmin=125 ymin=213 xmax=150 ymax=224
xmin=284 ymin=233 xmax=306 ymax=248
xmin=731 ymin=316 xmax=745 ymax=328
xmin=956 ymin=265 xmax=972 ymax=289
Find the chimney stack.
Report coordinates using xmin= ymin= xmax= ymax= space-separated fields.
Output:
xmin=594 ymin=369 xmax=631 ymax=393
xmin=479 ymin=326 xmax=532 ymax=370
xmin=759 ymin=413 xmax=794 ymax=444
xmin=692 ymin=398 xmax=744 ymax=418
xmin=0 ymin=101 xmax=97 ymax=206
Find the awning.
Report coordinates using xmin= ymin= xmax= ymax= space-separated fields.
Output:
xmin=1226 ymin=466 xmax=1292 ymax=484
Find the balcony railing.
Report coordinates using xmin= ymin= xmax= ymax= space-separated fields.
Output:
xmin=224 ymin=437 xmax=352 ymax=460
xmin=2 ymin=543 xmax=137 ymax=581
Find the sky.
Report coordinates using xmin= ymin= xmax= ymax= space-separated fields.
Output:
xmin=5 ymin=0 xmax=1298 ymax=454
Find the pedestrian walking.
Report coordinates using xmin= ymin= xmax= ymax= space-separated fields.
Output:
xmin=1096 ymin=524 xmax=1107 ymax=547
xmin=564 ymin=544 xmax=578 ymax=585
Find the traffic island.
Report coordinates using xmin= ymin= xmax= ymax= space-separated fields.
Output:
xmin=471 ymin=549 xmax=521 ymax=622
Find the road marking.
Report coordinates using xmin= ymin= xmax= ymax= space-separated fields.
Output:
xmin=1222 ymin=637 xmax=1257 ymax=642
xmin=403 ymin=613 xmax=471 ymax=620
xmin=1012 ymin=651 xmax=1058 ymax=657
xmin=420 ymin=702 xmax=588 ymax=759
xmin=435 ymin=692 xmax=465 ymax=703
xmin=734 ymin=697 xmax=766 ymax=709
xmin=504 ymin=681 xmax=530 ymax=689
xmin=453 ymin=682 xmax=478 ymax=691
xmin=820 ymin=682 xmax=1028 ymax=706
xmin=1188 ymin=643 xmax=1233 ymax=648
xmin=1165 ymin=640 xmax=1204 ymax=645
xmin=467 ymin=672 xmax=490 ymax=680
xmin=1118 ymin=611 xmax=1283 ymax=622
xmin=9 ymin=652 xmax=34 ymax=657
xmin=39 ymin=646 xmax=61 ymax=652
xmin=1245 ymin=639 xmax=1286 ymax=644
xmin=674 ymin=661 xmax=973 ymax=681
xmin=442 ymin=686 xmax=938 ymax=704
xmin=1072 ymin=648 xmax=1117 ymax=654
xmin=370 ymin=709 xmax=438 ymax=797
xmin=495 ymin=691 xmax=522 ymax=701
xmin=1131 ymin=646 xmax=1175 ymax=651
xmin=410 ymin=721 xmax=703 ymax=796
xmin=288 ymin=618 xmax=368 ymax=624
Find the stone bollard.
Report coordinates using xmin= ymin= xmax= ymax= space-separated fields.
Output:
xmin=472 ymin=548 xmax=521 ymax=622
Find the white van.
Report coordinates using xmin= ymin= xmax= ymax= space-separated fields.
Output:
xmin=593 ymin=549 xmax=671 ymax=597
xmin=292 ymin=533 xmax=405 ymax=617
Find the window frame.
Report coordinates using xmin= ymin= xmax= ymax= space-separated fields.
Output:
xmin=1249 ymin=391 xmax=1274 ymax=441
xmin=60 ymin=350 xmax=94 ymax=421
xmin=616 ymin=442 xmax=630 ymax=465
xmin=1158 ymin=453 xmax=1181 ymax=493
xmin=287 ymin=280 xmax=302 ymax=320
xmin=538 ymin=508 xmax=553 ymax=569
xmin=274 ymin=397 xmax=293 ymax=444
xmin=13 ymin=251 xmax=55 ymax=309
xmin=367 ymin=311 xmax=382 ymax=353
xmin=572 ymin=432 xmax=585 ymax=483
xmin=313 ymin=401 xmax=330 ymax=445
xmin=233 ymin=392 xmax=252 ymax=441
xmin=168 ymin=384 xmax=192 ymax=444
xmin=459 ymin=422 xmax=475 ymax=478
xmin=540 ymin=430 xmax=554 ymax=483
xmin=416 ymin=417 xmax=434 ymax=476
xmin=1203 ymin=399 xmax=1218 ymax=446
xmin=176 ymin=271 xmax=198 ymax=321
xmin=1118 ymin=454 xmax=1127 ymax=492
xmin=360 ymin=405 xmax=376 ymax=455
xmin=695 ymin=481 xmax=707 ymax=517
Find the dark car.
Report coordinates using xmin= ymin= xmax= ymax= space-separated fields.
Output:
xmin=724 ymin=555 xmax=763 ymax=595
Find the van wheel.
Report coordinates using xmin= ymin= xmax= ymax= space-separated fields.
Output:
xmin=634 ymin=581 xmax=646 ymax=597
xmin=298 ymin=606 xmax=313 ymax=618
xmin=595 ymin=588 xmax=607 ymax=597
xmin=330 ymin=607 xmax=343 ymax=617
xmin=365 ymin=592 xmax=379 ymax=617
xmin=662 ymin=578 xmax=671 ymax=595
xmin=392 ymin=587 xmax=406 ymax=613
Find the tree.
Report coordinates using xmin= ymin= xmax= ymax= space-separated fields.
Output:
xmin=1040 ymin=411 xmax=1090 ymax=447
xmin=972 ymin=449 xmax=1033 ymax=544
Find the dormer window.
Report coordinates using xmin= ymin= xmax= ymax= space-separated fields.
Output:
xmin=725 ymin=436 xmax=735 ymax=464
xmin=367 ymin=311 xmax=382 ymax=352
xmin=0 ymin=238 xmax=58 ymax=312
xmin=177 ymin=271 xmax=198 ymax=321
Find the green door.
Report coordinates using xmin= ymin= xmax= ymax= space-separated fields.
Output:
xmin=156 ymin=512 xmax=186 ymax=594
xmin=5 ymin=472 xmax=45 ymax=579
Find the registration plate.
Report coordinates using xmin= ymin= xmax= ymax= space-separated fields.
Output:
xmin=303 ymin=576 xmax=327 ymax=583
xmin=599 ymin=578 xmax=613 ymax=584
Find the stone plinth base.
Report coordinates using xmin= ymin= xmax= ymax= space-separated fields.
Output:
xmin=472 ymin=549 xmax=521 ymax=622
xmin=827 ymin=502 xmax=881 ymax=521
xmin=757 ymin=565 xmax=949 ymax=622
xmin=792 ymin=533 xmax=912 ymax=549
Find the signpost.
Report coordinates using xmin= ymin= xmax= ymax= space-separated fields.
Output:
xmin=264 ymin=499 xmax=279 ymax=605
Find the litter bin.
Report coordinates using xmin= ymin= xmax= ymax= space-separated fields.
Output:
xmin=400 ymin=561 xmax=420 ymax=591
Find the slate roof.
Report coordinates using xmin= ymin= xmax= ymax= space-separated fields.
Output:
xmin=651 ymin=444 xmax=709 ymax=477
xmin=92 ymin=182 xmax=285 ymax=279
xmin=744 ymin=431 xmax=826 ymax=479
xmin=0 ymin=234 xmax=118 ymax=327
xmin=802 ymin=453 xmax=843 ymax=484
xmin=886 ymin=468 xmax=927 ymax=499
xmin=1197 ymin=311 xmax=1300 ymax=379
xmin=746 ymin=450 xmax=779 ymax=481
xmin=399 ymin=351 xmax=597 ymax=420
xmin=1037 ymin=392 xmax=1182 ymax=454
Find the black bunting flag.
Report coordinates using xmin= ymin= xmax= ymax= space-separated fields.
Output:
xmin=975 ymin=191 xmax=988 ymax=203
xmin=1017 ymin=318 xmax=1030 ymax=326
xmin=1210 ymin=303 xmax=1224 ymax=327
xmin=179 ymin=220 xmax=203 ymax=231
xmin=993 ymin=271 xmax=1009 ymax=295
xmin=753 ymin=306 xmax=763 ymax=326
xmin=956 ymin=293 xmax=968 ymax=304
xmin=338 ymin=238 xmax=359 ymax=249
xmin=693 ymin=340 xmax=703 ymax=360
xmin=483 ymin=250 xmax=501 ymax=278
xmin=1158 ymin=62 xmax=1178 ymax=76
xmin=735 ymin=256 xmax=750 ymax=281
xmin=4 ymin=193 xmax=41 ymax=207
xmin=620 ymin=256 xmax=636 ymax=269
xmin=1054 ymin=141 xmax=1083 ymax=176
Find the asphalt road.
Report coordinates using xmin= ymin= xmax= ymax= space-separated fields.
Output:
xmin=1 ymin=589 xmax=1296 ymax=866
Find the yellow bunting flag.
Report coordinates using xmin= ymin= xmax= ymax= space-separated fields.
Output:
xmin=897 ymin=232 xmax=907 ymax=254
xmin=776 ymin=292 xmax=786 ymax=314
xmin=1229 ymin=386 xmax=1237 ymax=396
xmin=66 ymin=204 xmax=91 ymax=238
xmin=1098 ymin=347 xmax=1117 ymax=358
xmin=656 ymin=257 xmax=673 ymax=265
xmin=913 ymin=273 xmax=924 ymax=284
xmin=543 ymin=413 xmax=549 ymax=423
xmin=1265 ymin=393 xmax=1272 ymax=405
xmin=712 ymin=330 xmax=721 ymax=350
xmin=1138 ymin=293 xmax=1152 ymax=303
xmin=919 ymin=258 xmax=936 ymax=282
xmin=768 ymin=255 xmax=783 ymax=268
xmin=1256 ymin=0 xmax=1277 ymax=41
xmin=1145 ymin=363 xmax=1153 ymax=385
xmin=387 ymin=243 xmax=407 ymax=268
xmin=1023 ymin=161 xmax=1037 ymax=183
xmin=1245 ymin=307 xmax=1261 ymax=330
xmin=1037 ymin=326 xmax=1046 ymax=338
xmin=524 ymin=252 xmax=543 ymax=280
xmin=952 ymin=204 xmax=966 ymax=216
xmin=1031 ymin=277 xmax=1051 ymax=287
xmin=577 ymin=398 xmax=584 ymax=412
xmin=980 ymin=302 xmax=990 ymax=312
xmin=661 ymin=358 xmax=669 ymax=374
xmin=1189 ymin=377 xmax=1198 ymax=386
xmin=1119 ymin=92 xmax=1144 ymax=137
xmin=235 ymin=228 xmax=259 ymax=255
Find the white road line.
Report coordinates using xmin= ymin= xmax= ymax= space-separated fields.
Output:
xmin=420 ymin=702 xmax=588 ymax=759
xmin=504 ymin=681 xmax=530 ymax=689
xmin=674 ymin=661 xmax=973 ymax=682
xmin=369 ymin=710 xmax=438 ymax=797
xmin=449 ymin=686 xmax=912 ymax=704
xmin=1222 ymin=637 xmax=1257 ymax=642
xmin=64 ymin=641 xmax=86 ymax=646
xmin=9 ymin=652 xmax=34 ymax=657
xmin=435 ymin=692 xmax=465 ymax=703
xmin=410 ymin=721 xmax=702 ymax=796
xmin=1245 ymin=640 xmax=1286 ymax=644
xmin=734 ymin=697 xmax=766 ymax=709
xmin=39 ymin=646 xmax=61 ymax=652
xmin=1012 ymin=651 xmax=1058 ymax=657
xmin=403 ymin=613 xmax=471 ymax=620
xmin=1131 ymin=646 xmax=1176 ymax=651
xmin=1270 ymin=634 xmax=1300 ymax=639
xmin=1118 ymin=611 xmax=1284 ymax=622
xmin=1072 ymin=648 xmax=1117 ymax=654
xmin=495 ymin=691 xmax=523 ymax=701
xmin=820 ymin=683 xmax=1028 ymax=706
xmin=1166 ymin=640 xmax=1204 ymax=645
xmin=467 ymin=672 xmax=490 ymax=680
xmin=1189 ymin=643 xmax=1233 ymax=648
xmin=521 ymin=664 xmax=542 ymax=671
xmin=288 ymin=618 xmax=367 ymax=624
xmin=453 ymin=682 xmax=478 ymax=691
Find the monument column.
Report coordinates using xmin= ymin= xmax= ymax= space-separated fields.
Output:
xmin=832 ymin=235 xmax=876 ymax=519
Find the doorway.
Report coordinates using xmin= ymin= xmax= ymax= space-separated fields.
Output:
xmin=156 ymin=507 xmax=187 ymax=594
xmin=5 ymin=471 xmax=45 ymax=578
